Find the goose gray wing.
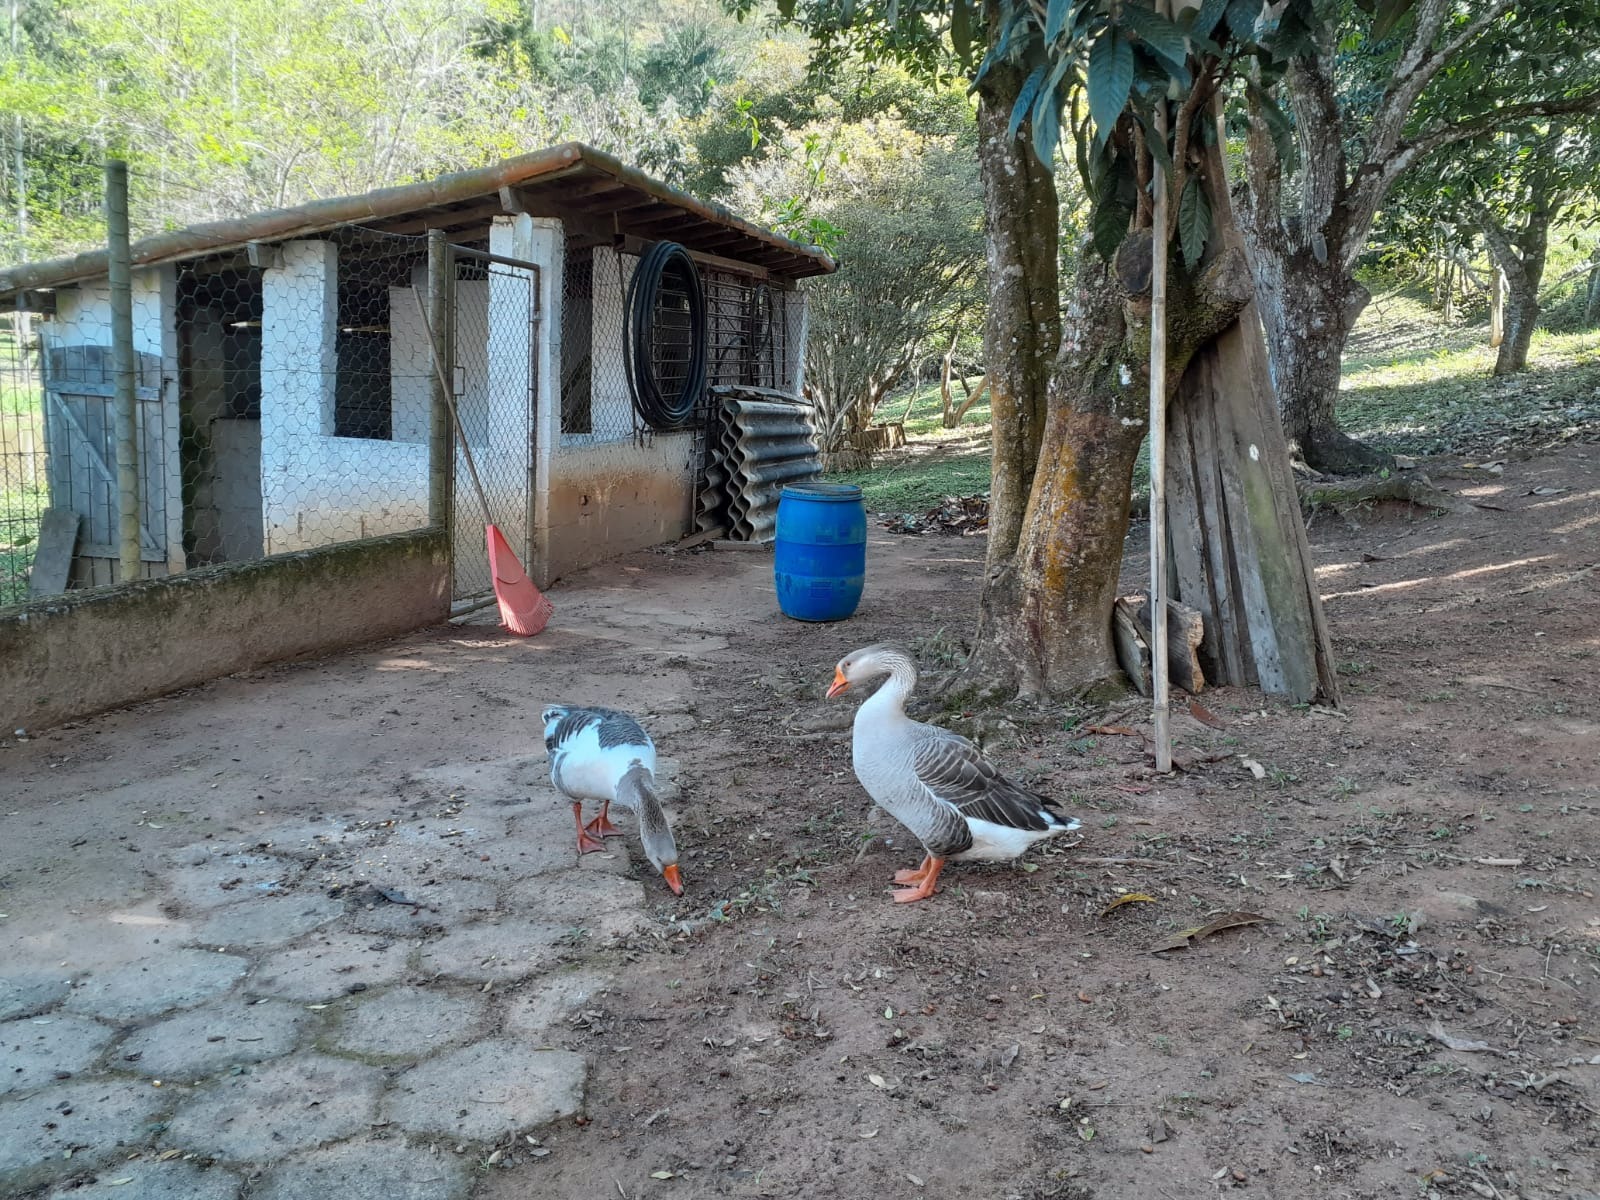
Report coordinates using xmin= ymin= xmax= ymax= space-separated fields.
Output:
xmin=910 ymin=726 xmax=1069 ymax=833
xmin=545 ymin=706 xmax=651 ymax=754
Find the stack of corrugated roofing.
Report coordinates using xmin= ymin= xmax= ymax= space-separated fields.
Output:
xmin=695 ymin=386 xmax=820 ymax=542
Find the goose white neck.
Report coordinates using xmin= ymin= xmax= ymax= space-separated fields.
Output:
xmin=860 ymin=654 xmax=918 ymax=719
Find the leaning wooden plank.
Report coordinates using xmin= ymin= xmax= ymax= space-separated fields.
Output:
xmin=28 ymin=508 xmax=81 ymax=598
xmin=1112 ymin=598 xmax=1153 ymax=697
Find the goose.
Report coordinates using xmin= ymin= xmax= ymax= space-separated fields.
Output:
xmin=542 ymin=704 xmax=684 ymax=896
xmin=826 ymin=644 xmax=1080 ymax=902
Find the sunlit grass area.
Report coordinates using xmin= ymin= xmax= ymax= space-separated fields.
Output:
xmin=829 ymin=284 xmax=1600 ymax=516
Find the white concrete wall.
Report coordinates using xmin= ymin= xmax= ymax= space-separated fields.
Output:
xmin=259 ymin=239 xmax=428 ymax=554
xmin=389 ymin=272 xmax=431 ymax=446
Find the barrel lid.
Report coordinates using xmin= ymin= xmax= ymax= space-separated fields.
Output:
xmin=780 ymin=482 xmax=863 ymax=503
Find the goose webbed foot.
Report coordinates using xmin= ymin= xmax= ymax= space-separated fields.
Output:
xmin=891 ymin=857 xmax=945 ymax=903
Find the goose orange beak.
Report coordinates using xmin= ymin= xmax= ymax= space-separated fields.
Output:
xmin=826 ymin=668 xmax=850 ymax=699
xmin=662 ymin=864 xmax=684 ymax=895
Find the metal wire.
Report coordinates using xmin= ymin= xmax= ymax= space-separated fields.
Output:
xmin=623 ymin=241 xmax=706 ymax=432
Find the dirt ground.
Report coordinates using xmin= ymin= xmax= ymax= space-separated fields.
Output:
xmin=4 ymin=442 xmax=1597 ymax=1200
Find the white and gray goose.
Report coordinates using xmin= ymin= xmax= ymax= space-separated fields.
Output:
xmin=542 ymin=704 xmax=683 ymax=895
xmin=826 ymin=643 xmax=1080 ymax=902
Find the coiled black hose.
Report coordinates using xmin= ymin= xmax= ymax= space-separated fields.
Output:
xmin=623 ymin=240 xmax=707 ymax=431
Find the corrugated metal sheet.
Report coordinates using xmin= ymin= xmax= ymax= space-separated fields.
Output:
xmin=696 ymin=386 xmax=820 ymax=541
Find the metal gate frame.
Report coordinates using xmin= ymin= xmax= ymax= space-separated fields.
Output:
xmin=446 ymin=244 xmax=542 ymax=607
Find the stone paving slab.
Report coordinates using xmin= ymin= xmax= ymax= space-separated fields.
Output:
xmin=343 ymin=879 xmax=501 ymax=937
xmin=191 ymin=895 xmax=345 ymax=949
xmin=62 ymin=950 xmax=249 ymax=1020
xmin=250 ymin=1140 xmax=472 ymax=1200
xmin=43 ymin=1158 xmax=243 ymax=1200
xmin=326 ymin=986 xmax=489 ymax=1060
xmin=0 ymin=1077 xmax=170 ymax=1194
xmin=505 ymin=870 xmax=651 ymax=936
xmin=0 ymin=972 xmax=73 ymax=1021
xmin=500 ymin=966 xmax=614 ymax=1040
xmin=249 ymin=932 xmax=414 ymax=1002
xmin=349 ymin=826 xmax=572 ymax=885
xmin=380 ymin=1039 xmax=586 ymax=1141
xmin=415 ymin=919 xmax=569 ymax=984
xmin=164 ymin=1052 xmax=385 ymax=1161
xmin=116 ymin=998 xmax=314 ymax=1079
xmin=162 ymin=852 xmax=299 ymax=912
xmin=0 ymin=1013 xmax=115 ymax=1096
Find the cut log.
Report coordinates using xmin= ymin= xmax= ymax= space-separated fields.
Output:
xmin=1112 ymin=599 xmax=1153 ymax=697
xmin=1296 ymin=474 xmax=1475 ymax=515
xmin=28 ymin=508 xmax=81 ymax=598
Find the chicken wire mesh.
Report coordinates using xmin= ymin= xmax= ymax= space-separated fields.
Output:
xmin=1 ymin=225 xmax=441 ymax=604
xmin=450 ymin=248 xmax=538 ymax=602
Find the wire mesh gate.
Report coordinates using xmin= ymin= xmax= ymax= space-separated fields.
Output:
xmin=448 ymin=246 xmax=540 ymax=604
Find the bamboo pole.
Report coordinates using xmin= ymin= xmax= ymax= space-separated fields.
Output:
xmin=1149 ymin=105 xmax=1172 ymax=774
xmin=426 ymin=229 xmax=453 ymax=530
xmin=106 ymin=159 xmax=141 ymax=583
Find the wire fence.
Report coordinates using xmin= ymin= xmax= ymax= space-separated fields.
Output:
xmin=2 ymin=220 xmax=805 ymax=609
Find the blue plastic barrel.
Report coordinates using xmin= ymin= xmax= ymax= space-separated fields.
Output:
xmin=774 ymin=482 xmax=868 ymax=622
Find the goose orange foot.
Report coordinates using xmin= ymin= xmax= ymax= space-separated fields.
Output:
xmin=893 ymin=855 xmax=935 ymax=884
xmin=573 ymin=804 xmax=606 ymax=854
xmin=584 ymin=803 xmax=624 ymax=839
xmin=891 ymin=857 xmax=945 ymax=903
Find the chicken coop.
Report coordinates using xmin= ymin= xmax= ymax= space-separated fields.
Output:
xmin=0 ymin=143 xmax=835 ymax=609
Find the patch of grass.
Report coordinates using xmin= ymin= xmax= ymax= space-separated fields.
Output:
xmin=829 ymin=447 xmax=991 ymax=513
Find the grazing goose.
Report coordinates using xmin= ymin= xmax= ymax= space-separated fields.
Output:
xmin=826 ymin=644 xmax=1080 ymax=902
xmin=542 ymin=704 xmax=683 ymax=896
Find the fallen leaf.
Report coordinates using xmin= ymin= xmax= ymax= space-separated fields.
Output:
xmin=867 ymin=1073 xmax=896 ymax=1089
xmin=1149 ymin=912 xmax=1268 ymax=954
xmin=1076 ymin=990 xmax=1092 ymax=1003
xmin=1527 ymin=486 xmax=1568 ymax=496
xmin=529 ymin=1148 xmax=552 ymax=1158
xmin=1087 ymin=725 xmax=1140 ymax=737
xmin=1240 ymin=757 xmax=1267 ymax=780
xmin=856 ymin=1128 xmax=878 ymax=1139
xmin=999 ymin=1043 xmax=1020 ymax=1069
xmin=906 ymin=1174 xmax=925 ymax=1187
xmin=1475 ymin=857 xmax=1525 ymax=867
xmin=1287 ymin=1072 xmax=1328 ymax=1086
xmin=1428 ymin=1022 xmax=1496 ymax=1054
xmin=1187 ymin=699 xmax=1228 ymax=729
xmin=650 ymin=1170 xmax=676 ymax=1179
xmin=1149 ymin=1117 xmax=1173 ymax=1143
xmin=106 ymin=1180 xmax=135 ymax=1187
xmin=1100 ymin=893 xmax=1157 ymax=917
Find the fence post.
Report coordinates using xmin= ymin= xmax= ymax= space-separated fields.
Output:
xmin=427 ymin=230 xmax=452 ymax=533
xmin=106 ymin=159 xmax=141 ymax=583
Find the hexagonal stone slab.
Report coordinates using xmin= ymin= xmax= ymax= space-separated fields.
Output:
xmin=0 ymin=972 xmax=72 ymax=1021
xmin=328 ymin=987 xmax=488 ymax=1060
xmin=117 ymin=998 xmax=313 ymax=1079
xmin=250 ymin=933 xmax=412 ymax=1002
xmin=501 ymin=967 xmax=614 ymax=1040
xmin=63 ymin=950 xmax=248 ymax=1020
xmin=192 ymin=897 xmax=344 ymax=950
xmin=163 ymin=852 xmax=297 ymax=912
xmin=44 ymin=1159 xmax=242 ymax=1200
xmin=1 ymin=1014 xmax=115 ymax=1095
xmin=415 ymin=920 xmax=568 ymax=984
xmin=251 ymin=1140 xmax=470 ymax=1200
xmin=344 ymin=879 xmax=500 ymax=937
xmin=165 ymin=1053 xmax=383 ymax=1161
xmin=0 ymin=1078 xmax=169 ymax=1195
xmin=381 ymin=1039 xmax=585 ymax=1140
xmin=504 ymin=870 xmax=650 ymax=937
xmin=351 ymin=817 xmax=568 ymax=885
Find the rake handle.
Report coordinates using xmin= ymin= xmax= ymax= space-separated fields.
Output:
xmin=411 ymin=286 xmax=497 ymax=531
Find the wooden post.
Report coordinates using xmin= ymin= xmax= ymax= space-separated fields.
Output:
xmin=106 ymin=159 xmax=141 ymax=583
xmin=1489 ymin=267 xmax=1505 ymax=347
xmin=1149 ymin=104 xmax=1172 ymax=774
xmin=1152 ymin=108 xmax=1177 ymax=774
xmin=427 ymin=229 xmax=453 ymax=531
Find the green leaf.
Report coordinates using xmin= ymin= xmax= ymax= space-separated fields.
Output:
xmin=1087 ymin=29 xmax=1134 ymax=146
xmin=1191 ymin=0 xmax=1230 ymax=39
xmin=1008 ymin=65 xmax=1047 ymax=142
xmin=1119 ymin=4 xmax=1190 ymax=76
xmin=950 ymin=0 xmax=973 ymax=63
xmin=1045 ymin=0 xmax=1071 ymax=42
xmin=776 ymin=0 xmax=796 ymax=18
xmin=1226 ymin=0 xmax=1260 ymax=41
xmin=1371 ymin=0 xmax=1414 ymax=40
xmin=1138 ymin=113 xmax=1173 ymax=178
xmin=1091 ymin=195 xmax=1133 ymax=260
xmin=1032 ymin=84 xmax=1063 ymax=169
xmin=1178 ymin=175 xmax=1211 ymax=268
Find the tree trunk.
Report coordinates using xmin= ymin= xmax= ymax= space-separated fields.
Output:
xmin=962 ymin=229 xmax=1257 ymax=699
xmin=1477 ymin=199 xmax=1551 ymax=376
xmin=973 ymin=33 xmax=1059 ymax=568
